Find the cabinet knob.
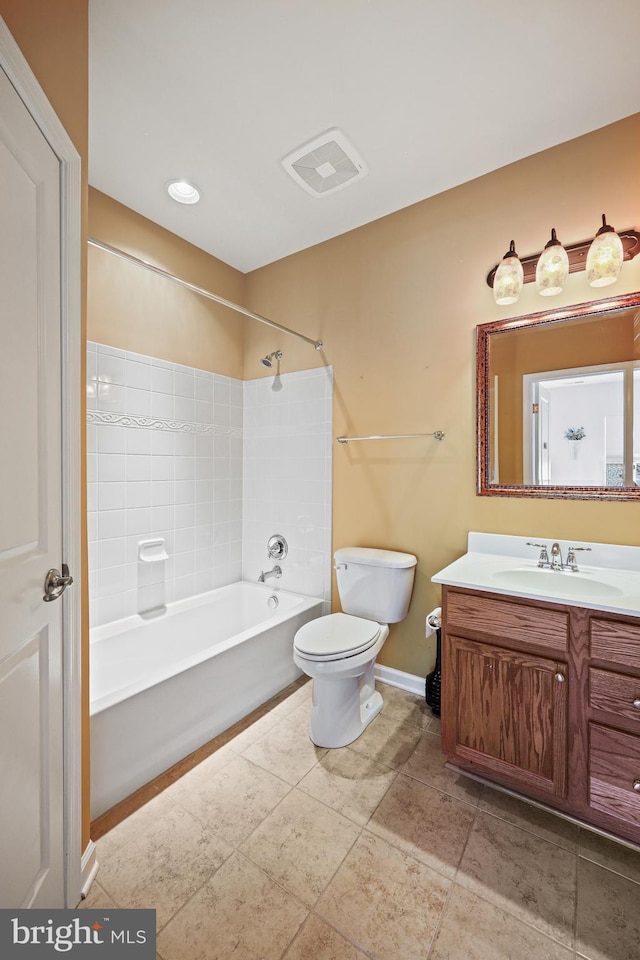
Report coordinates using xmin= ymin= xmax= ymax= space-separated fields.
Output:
xmin=555 ymin=673 xmax=565 ymax=683
xmin=633 ymin=698 xmax=640 ymax=709
xmin=634 ymin=780 xmax=640 ymax=793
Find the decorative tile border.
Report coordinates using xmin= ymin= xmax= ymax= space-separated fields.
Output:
xmin=87 ymin=411 xmax=242 ymax=437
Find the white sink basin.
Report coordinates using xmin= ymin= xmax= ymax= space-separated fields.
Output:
xmin=490 ymin=567 xmax=625 ymax=601
xmin=431 ymin=533 xmax=640 ymax=615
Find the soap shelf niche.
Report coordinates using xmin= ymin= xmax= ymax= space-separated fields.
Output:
xmin=138 ymin=538 xmax=169 ymax=563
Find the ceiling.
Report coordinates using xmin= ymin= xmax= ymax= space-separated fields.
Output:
xmin=89 ymin=0 xmax=640 ymax=274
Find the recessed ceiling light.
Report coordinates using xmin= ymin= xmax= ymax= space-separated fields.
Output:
xmin=166 ymin=180 xmax=200 ymax=204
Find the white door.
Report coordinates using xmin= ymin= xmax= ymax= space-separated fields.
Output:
xmin=0 ymin=63 xmax=66 ymax=907
xmin=538 ymin=387 xmax=551 ymax=485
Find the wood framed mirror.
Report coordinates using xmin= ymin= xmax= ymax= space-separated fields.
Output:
xmin=477 ymin=290 xmax=640 ymax=499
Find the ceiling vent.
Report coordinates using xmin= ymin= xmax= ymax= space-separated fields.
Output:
xmin=281 ymin=128 xmax=368 ymax=198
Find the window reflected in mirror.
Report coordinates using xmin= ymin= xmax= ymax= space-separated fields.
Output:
xmin=477 ymin=292 xmax=640 ymax=500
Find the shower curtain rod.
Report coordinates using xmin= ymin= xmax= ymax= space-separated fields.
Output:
xmin=87 ymin=238 xmax=324 ymax=351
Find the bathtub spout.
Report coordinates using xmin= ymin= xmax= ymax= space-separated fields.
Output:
xmin=258 ymin=565 xmax=282 ymax=582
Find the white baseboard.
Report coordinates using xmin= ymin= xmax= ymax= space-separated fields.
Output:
xmin=375 ymin=663 xmax=424 ymax=697
xmin=80 ymin=840 xmax=99 ymax=900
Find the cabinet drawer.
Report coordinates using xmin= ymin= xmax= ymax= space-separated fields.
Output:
xmin=446 ymin=591 xmax=568 ymax=653
xmin=589 ymin=723 xmax=640 ymax=828
xmin=589 ymin=669 xmax=640 ymax=726
xmin=591 ymin=619 xmax=640 ymax=670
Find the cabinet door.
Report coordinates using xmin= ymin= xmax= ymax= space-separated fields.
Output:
xmin=447 ymin=635 xmax=568 ymax=798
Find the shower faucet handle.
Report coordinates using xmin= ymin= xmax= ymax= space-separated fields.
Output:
xmin=267 ymin=534 xmax=288 ymax=561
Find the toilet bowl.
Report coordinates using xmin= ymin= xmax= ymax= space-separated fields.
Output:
xmin=293 ymin=547 xmax=417 ymax=748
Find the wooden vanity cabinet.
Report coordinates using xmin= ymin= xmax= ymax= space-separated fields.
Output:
xmin=447 ymin=635 xmax=568 ymax=799
xmin=442 ymin=589 xmax=570 ymax=803
xmin=588 ymin=617 xmax=640 ymax=835
xmin=441 ymin=586 xmax=640 ymax=847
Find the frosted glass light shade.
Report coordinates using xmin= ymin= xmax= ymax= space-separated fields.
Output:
xmin=536 ymin=229 xmax=569 ymax=296
xmin=493 ymin=241 xmax=523 ymax=305
xmin=586 ymin=215 xmax=623 ymax=287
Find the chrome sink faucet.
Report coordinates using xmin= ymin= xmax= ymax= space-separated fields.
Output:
xmin=550 ymin=542 xmax=563 ymax=571
xmin=526 ymin=541 xmax=592 ymax=572
xmin=258 ymin=564 xmax=282 ymax=582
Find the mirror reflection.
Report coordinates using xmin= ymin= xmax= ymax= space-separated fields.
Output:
xmin=477 ymin=292 xmax=640 ymax=499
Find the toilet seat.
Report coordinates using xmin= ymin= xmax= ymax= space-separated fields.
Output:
xmin=294 ymin=612 xmax=380 ymax=661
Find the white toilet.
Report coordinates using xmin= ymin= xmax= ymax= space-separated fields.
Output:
xmin=293 ymin=547 xmax=417 ymax=748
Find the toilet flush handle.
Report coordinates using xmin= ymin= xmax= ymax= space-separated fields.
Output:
xmin=334 ymin=562 xmax=348 ymax=571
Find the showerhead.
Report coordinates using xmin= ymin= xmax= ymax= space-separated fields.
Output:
xmin=261 ymin=350 xmax=282 ymax=368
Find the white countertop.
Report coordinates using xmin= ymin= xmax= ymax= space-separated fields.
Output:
xmin=431 ymin=532 xmax=640 ymax=617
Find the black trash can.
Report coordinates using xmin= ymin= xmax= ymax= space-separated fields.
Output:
xmin=425 ymin=625 xmax=441 ymax=717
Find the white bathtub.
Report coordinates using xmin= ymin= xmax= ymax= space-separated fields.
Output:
xmin=90 ymin=581 xmax=323 ymax=818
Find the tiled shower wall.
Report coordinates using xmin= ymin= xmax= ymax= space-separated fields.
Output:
xmin=87 ymin=343 xmax=243 ymax=627
xmin=87 ymin=343 xmax=332 ymax=627
xmin=242 ymin=367 xmax=333 ymax=603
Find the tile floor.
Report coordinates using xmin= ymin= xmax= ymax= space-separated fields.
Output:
xmin=82 ymin=681 xmax=640 ymax=960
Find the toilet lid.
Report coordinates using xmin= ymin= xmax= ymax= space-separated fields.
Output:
xmin=294 ymin=612 xmax=380 ymax=659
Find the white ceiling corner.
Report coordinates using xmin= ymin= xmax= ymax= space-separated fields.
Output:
xmin=88 ymin=0 xmax=640 ymax=274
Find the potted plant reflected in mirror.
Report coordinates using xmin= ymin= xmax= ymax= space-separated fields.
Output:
xmin=565 ymin=426 xmax=586 ymax=459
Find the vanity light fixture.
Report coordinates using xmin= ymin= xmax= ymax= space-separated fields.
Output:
xmin=586 ymin=213 xmax=624 ymax=287
xmin=535 ymin=228 xmax=569 ymax=296
xmin=166 ymin=179 xmax=200 ymax=204
xmin=487 ymin=219 xmax=640 ymax=303
xmin=492 ymin=241 xmax=524 ymax=305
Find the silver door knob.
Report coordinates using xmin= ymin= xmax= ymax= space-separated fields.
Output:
xmin=43 ymin=564 xmax=73 ymax=602
xmin=555 ymin=673 xmax=565 ymax=683
xmin=633 ymin=699 xmax=640 ymax=709
xmin=633 ymin=780 xmax=640 ymax=793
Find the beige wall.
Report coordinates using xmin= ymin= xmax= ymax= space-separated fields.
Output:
xmin=5 ymin=0 xmax=637 ymax=849
xmin=88 ymin=188 xmax=246 ymax=377
xmin=245 ymin=113 xmax=640 ymax=678
xmin=0 ymin=0 xmax=91 ymax=848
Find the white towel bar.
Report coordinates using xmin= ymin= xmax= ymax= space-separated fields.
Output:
xmin=336 ymin=431 xmax=445 ymax=444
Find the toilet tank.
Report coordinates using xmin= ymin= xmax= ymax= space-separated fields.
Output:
xmin=334 ymin=547 xmax=417 ymax=624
